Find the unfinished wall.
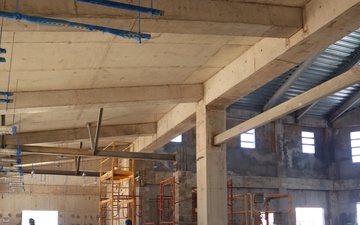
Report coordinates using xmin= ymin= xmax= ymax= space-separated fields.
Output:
xmin=329 ymin=124 xmax=360 ymax=225
xmin=0 ymin=174 xmax=99 ymax=225
xmin=153 ymin=108 xmax=360 ymax=225
xmin=332 ymin=126 xmax=360 ymax=179
xmin=226 ymin=111 xmax=330 ymax=179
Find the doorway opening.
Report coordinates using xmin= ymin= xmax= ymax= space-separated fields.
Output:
xmin=295 ymin=207 xmax=324 ymax=225
xmin=22 ymin=210 xmax=58 ymax=225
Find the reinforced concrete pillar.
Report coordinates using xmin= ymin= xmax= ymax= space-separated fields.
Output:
xmin=196 ymin=100 xmax=227 ymax=225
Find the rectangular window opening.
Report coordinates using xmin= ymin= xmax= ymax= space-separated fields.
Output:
xmin=295 ymin=207 xmax=324 ymax=225
xmin=351 ymin=131 xmax=360 ymax=163
xmin=302 ymin=131 xmax=315 ymax=154
xmin=171 ymin=135 xmax=182 ymax=143
xmin=240 ymin=129 xmax=255 ymax=149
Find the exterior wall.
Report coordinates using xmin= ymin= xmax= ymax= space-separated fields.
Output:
xmin=336 ymin=190 xmax=360 ymax=224
xmin=0 ymin=174 xmax=99 ymax=225
xmin=332 ymin=126 xmax=360 ymax=179
xmin=228 ymin=117 xmax=329 ymax=179
xmin=153 ymin=108 xmax=360 ymax=225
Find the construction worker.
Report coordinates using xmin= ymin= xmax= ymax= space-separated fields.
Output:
xmin=125 ymin=219 xmax=132 ymax=225
xmin=29 ymin=218 xmax=35 ymax=225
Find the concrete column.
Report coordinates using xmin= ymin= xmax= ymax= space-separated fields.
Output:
xmin=327 ymin=191 xmax=339 ymax=225
xmin=196 ymin=100 xmax=227 ymax=225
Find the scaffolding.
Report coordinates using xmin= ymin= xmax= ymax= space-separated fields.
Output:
xmin=191 ymin=189 xmax=197 ymax=223
xmin=228 ymin=180 xmax=234 ymax=225
xmin=99 ymin=142 xmax=142 ymax=225
xmin=228 ymin=180 xmax=292 ymax=225
xmin=159 ymin=176 xmax=176 ymax=225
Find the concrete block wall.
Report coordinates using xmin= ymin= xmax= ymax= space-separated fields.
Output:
xmin=0 ymin=174 xmax=99 ymax=225
xmin=335 ymin=190 xmax=360 ymax=224
xmin=332 ymin=126 xmax=360 ymax=179
xmin=136 ymin=171 xmax=174 ymax=224
xmin=154 ymin=108 xmax=360 ymax=225
xmin=174 ymin=171 xmax=196 ymax=224
xmin=226 ymin=118 xmax=329 ymax=179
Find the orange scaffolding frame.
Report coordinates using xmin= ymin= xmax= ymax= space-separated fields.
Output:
xmin=99 ymin=142 xmax=142 ymax=225
xmin=159 ymin=176 xmax=176 ymax=225
xmin=228 ymin=180 xmax=292 ymax=225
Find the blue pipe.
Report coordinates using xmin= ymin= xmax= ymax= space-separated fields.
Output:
xmin=76 ymin=0 xmax=164 ymax=16
xmin=0 ymin=11 xmax=151 ymax=40
xmin=0 ymin=91 xmax=13 ymax=96
xmin=0 ymin=99 xmax=12 ymax=103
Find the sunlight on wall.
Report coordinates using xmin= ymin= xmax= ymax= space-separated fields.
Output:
xmin=22 ymin=210 xmax=58 ymax=225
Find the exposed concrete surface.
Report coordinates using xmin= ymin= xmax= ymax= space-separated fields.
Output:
xmin=0 ymin=174 xmax=98 ymax=225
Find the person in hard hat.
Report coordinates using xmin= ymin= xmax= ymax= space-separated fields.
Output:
xmin=125 ymin=219 xmax=132 ymax=225
xmin=29 ymin=218 xmax=35 ymax=225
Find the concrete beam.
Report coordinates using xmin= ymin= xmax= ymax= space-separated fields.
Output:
xmin=6 ymin=145 xmax=176 ymax=161
xmin=133 ymin=103 xmax=196 ymax=153
xmin=0 ymin=85 xmax=202 ymax=114
xmin=7 ymin=123 xmax=156 ymax=145
xmin=230 ymin=175 xmax=360 ymax=191
xmin=134 ymin=0 xmax=360 ymax=152
xmin=214 ymin=66 xmax=360 ymax=145
xmin=204 ymin=0 xmax=360 ymax=109
xmin=196 ymin=100 xmax=227 ymax=225
xmin=3 ymin=0 xmax=303 ymax=37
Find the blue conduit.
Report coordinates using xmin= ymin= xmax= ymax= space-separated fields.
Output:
xmin=0 ymin=47 xmax=5 ymax=61
xmin=0 ymin=11 xmax=151 ymax=40
xmin=0 ymin=48 xmax=5 ymax=63
xmin=0 ymin=92 xmax=13 ymax=103
xmin=75 ymin=0 xmax=164 ymax=16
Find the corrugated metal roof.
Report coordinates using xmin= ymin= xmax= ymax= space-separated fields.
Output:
xmin=232 ymin=28 xmax=360 ymax=121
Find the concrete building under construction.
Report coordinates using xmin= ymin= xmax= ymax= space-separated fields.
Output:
xmin=0 ymin=0 xmax=359 ymax=225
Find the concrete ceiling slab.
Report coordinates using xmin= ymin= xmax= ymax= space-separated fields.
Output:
xmin=13 ymin=104 xmax=175 ymax=132
xmin=220 ymin=0 xmax=311 ymax=7
xmin=0 ymin=0 xmax=356 ymax=159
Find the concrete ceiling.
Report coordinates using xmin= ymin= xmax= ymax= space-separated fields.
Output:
xmin=0 ymin=0 xmax=358 ymax=156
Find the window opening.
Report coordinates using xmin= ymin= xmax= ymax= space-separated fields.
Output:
xmin=295 ymin=207 xmax=324 ymax=225
xmin=351 ymin=131 xmax=360 ymax=163
xmin=240 ymin=129 xmax=255 ymax=148
xmin=302 ymin=131 xmax=315 ymax=154
xmin=171 ymin=135 xmax=182 ymax=143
